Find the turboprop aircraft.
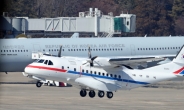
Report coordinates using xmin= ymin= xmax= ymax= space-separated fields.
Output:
xmin=0 ymin=33 xmax=184 ymax=72
xmin=24 ymin=45 xmax=184 ymax=99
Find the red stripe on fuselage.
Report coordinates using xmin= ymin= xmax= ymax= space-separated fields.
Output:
xmin=26 ymin=65 xmax=67 ymax=73
xmin=173 ymin=67 xmax=184 ymax=74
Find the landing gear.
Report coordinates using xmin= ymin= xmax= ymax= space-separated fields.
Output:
xmin=98 ymin=91 xmax=105 ymax=98
xmin=106 ymin=92 xmax=113 ymax=99
xmin=89 ymin=90 xmax=95 ymax=98
xmin=80 ymin=89 xmax=87 ymax=97
xmin=36 ymin=81 xmax=42 ymax=88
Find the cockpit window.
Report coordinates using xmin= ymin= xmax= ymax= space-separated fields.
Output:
xmin=38 ymin=59 xmax=44 ymax=63
xmin=34 ymin=59 xmax=39 ymax=62
xmin=44 ymin=60 xmax=48 ymax=65
xmin=48 ymin=60 xmax=53 ymax=65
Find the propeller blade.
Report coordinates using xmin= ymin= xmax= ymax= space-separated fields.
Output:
xmin=88 ymin=46 xmax=91 ymax=58
xmin=91 ymin=56 xmax=98 ymax=61
xmin=58 ymin=45 xmax=62 ymax=57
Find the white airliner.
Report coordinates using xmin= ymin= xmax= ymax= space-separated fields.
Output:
xmin=0 ymin=33 xmax=184 ymax=72
xmin=24 ymin=45 xmax=184 ymax=99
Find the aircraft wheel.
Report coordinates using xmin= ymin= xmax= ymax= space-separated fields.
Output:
xmin=98 ymin=91 xmax=105 ymax=98
xmin=80 ymin=89 xmax=87 ymax=97
xmin=89 ymin=90 xmax=95 ymax=98
xmin=36 ymin=82 xmax=42 ymax=88
xmin=106 ymin=92 xmax=113 ymax=99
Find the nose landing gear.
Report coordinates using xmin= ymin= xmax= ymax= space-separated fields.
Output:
xmin=36 ymin=81 xmax=42 ymax=88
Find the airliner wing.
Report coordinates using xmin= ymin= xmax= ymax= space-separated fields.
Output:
xmin=94 ymin=54 xmax=175 ymax=68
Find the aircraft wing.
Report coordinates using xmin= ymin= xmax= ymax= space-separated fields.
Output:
xmin=93 ymin=54 xmax=175 ymax=69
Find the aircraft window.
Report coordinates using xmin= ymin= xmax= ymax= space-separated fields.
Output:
xmin=4 ymin=50 xmax=5 ymax=52
xmin=18 ymin=50 xmax=19 ymax=52
xmin=153 ymin=76 xmax=156 ymax=79
xmin=157 ymin=48 xmax=159 ymax=50
xmin=49 ymin=49 xmax=50 ymax=51
xmin=52 ymin=49 xmax=53 ymax=51
xmin=63 ymin=49 xmax=64 ymax=51
xmin=26 ymin=50 xmax=28 ymax=52
xmin=82 ymin=69 xmax=84 ymax=73
xmin=85 ymin=49 xmax=87 ymax=51
xmin=110 ymin=74 xmax=113 ymax=77
xmin=24 ymin=50 xmax=25 ymax=52
xmin=79 ymin=49 xmax=81 ymax=51
xmin=48 ymin=60 xmax=53 ymax=65
xmin=43 ymin=49 xmax=45 ymax=51
xmin=74 ymin=68 xmax=76 ymax=71
xmin=82 ymin=49 xmax=84 ymax=51
xmin=71 ymin=49 xmax=73 ymax=51
xmin=118 ymin=75 xmax=121 ymax=79
xmin=102 ymin=49 xmax=103 ymax=51
xmin=170 ymin=47 xmax=172 ymax=49
xmin=68 ymin=49 xmax=70 ymax=51
xmin=139 ymin=75 xmax=142 ymax=77
xmin=44 ymin=60 xmax=48 ymax=64
xmin=168 ymin=47 xmax=169 ymax=49
xmin=151 ymin=48 xmax=153 ymax=50
xmin=179 ymin=47 xmax=180 ymax=49
xmin=140 ymin=48 xmax=142 ymax=50
xmin=94 ymin=71 xmax=96 ymax=75
xmin=90 ymin=71 xmax=93 ymax=74
xmin=154 ymin=48 xmax=156 ymax=50
xmin=146 ymin=75 xmax=149 ymax=78
xmin=165 ymin=47 xmax=167 ymax=50
xmin=54 ymin=49 xmax=56 ymax=51
xmin=93 ymin=49 xmax=95 ymax=51
xmin=86 ymin=70 xmax=88 ymax=73
xmin=118 ymin=48 xmax=120 ymax=51
xmin=96 ymin=49 xmax=98 ymax=51
xmin=146 ymin=48 xmax=147 ymax=50
xmin=113 ymin=49 xmax=114 ymax=51
xmin=38 ymin=59 xmax=44 ymax=63
xmin=99 ymin=49 xmax=100 ymax=51
xmin=162 ymin=48 xmax=164 ymax=50
xmin=102 ymin=73 xmax=105 ymax=76
xmin=107 ymin=49 xmax=109 ymax=51
xmin=90 ymin=49 xmax=92 ymax=51
xmin=98 ymin=72 xmax=101 ymax=75
xmin=74 ymin=49 xmax=75 ymax=51
xmin=106 ymin=74 xmax=109 ymax=77
xmin=62 ymin=66 xmax=64 ymax=69
xmin=1 ymin=50 xmax=2 ymax=52
xmin=21 ymin=50 xmax=22 ymax=52
xmin=76 ymin=49 xmax=78 ymax=51
xmin=67 ymin=67 xmax=69 ymax=69
xmin=114 ymin=75 xmax=117 ymax=78
xmin=176 ymin=47 xmax=177 ymax=49
xmin=173 ymin=47 xmax=175 ymax=49
xmin=12 ymin=50 xmax=14 ymax=52
xmin=115 ymin=49 xmax=117 ymax=51
xmin=110 ymin=49 xmax=111 ymax=51
xmin=127 ymin=21 xmax=129 ymax=25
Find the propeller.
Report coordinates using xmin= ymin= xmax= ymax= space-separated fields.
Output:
xmin=58 ymin=45 xmax=62 ymax=57
xmin=83 ymin=46 xmax=98 ymax=67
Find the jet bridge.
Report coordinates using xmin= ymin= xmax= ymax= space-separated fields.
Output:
xmin=0 ymin=8 xmax=136 ymax=38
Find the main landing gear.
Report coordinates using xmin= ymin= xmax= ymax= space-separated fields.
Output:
xmin=79 ymin=90 xmax=113 ymax=99
xmin=36 ymin=81 xmax=42 ymax=88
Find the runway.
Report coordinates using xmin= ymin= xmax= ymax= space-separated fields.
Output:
xmin=0 ymin=72 xmax=184 ymax=110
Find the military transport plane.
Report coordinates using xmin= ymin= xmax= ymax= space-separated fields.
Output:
xmin=0 ymin=33 xmax=184 ymax=72
xmin=24 ymin=45 xmax=184 ymax=99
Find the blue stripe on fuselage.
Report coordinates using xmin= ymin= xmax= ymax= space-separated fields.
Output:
xmin=68 ymin=70 xmax=150 ymax=85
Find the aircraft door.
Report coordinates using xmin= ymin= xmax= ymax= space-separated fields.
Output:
xmin=32 ymin=44 xmax=41 ymax=52
xmin=130 ymin=44 xmax=136 ymax=55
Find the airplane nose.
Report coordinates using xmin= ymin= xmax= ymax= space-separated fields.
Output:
xmin=24 ymin=65 xmax=32 ymax=75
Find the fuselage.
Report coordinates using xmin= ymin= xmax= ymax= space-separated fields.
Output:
xmin=0 ymin=37 xmax=184 ymax=72
xmin=25 ymin=56 xmax=177 ymax=91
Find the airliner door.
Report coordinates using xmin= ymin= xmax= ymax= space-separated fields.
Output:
xmin=33 ymin=44 xmax=41 ymax=52
xmin=130 ymin=44 xmax=136 ymax=55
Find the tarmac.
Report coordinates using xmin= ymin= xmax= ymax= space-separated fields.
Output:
xmin=0 ymin=72 xmax=184 ymax=110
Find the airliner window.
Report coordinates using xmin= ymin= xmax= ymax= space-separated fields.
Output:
xmin=93 ymin=49 xmax=95 ymax=51
xmin=71 ymin=49 xmax=73 ymax=51
xmin=68 ymin=49 xmax=70 ymax=51
xmin=1 ymin=50 xmax=2 ymax=52
xmin=74 ymin=49 xmax=75 ymax=51
xmin=24 ymin=50 xmax=25 ymax=52
xmin=121 ymin=48 xmax=123 ymax=51
xmin=113 ymin=49 xmax=114 ymax=51
xmin=118 ymin=75 xmax=121 ymax=79
xmin=18 ymin=50 xmax=19 ymax=52
xmin=102 ymin=73 xmax=105 ymax=76
xmin=48 ymin=60 xmax=53 ymax=65
xmin=44 ymin=60 xmax=48 ymax=65
xmin=4 ymin=50 xmax=5 ymax=52
xmin=173 ymin=47 xmax=175 ymax=49
xmin=102 ymin=49 xmax=103 ymax=51
xmin=86 ymin=70 xmax=88 ymax=73
xmin=162 ymin=48 xmax=164 ymax=50
xmin=12 ymin=50 xmax=14 ymax=52
xmin=104 ymin=49 xmax=106 ymax=51
xmin=54 ymin=49 xmax=56 ymax=51
xmin=9 ymin=50 xmax=11 ymax=52
xmin=26 ymin=50 xmax=28 ymax=52
xmin=176 ymin=47 xmax=177 ymax=49
xmin=74 ymin=68 xmax=76 ymax=71
xmin=62 ymin=66 xmax=64 ymax=69
xmin=98 ymin=72 xmax=101 ymax=75
xmin=140 ymin=48 xmax=142 ymax=50
xmin=49 ymin=49 xmax=50 ymax=51
xmin=96 ymin=49 xmax=98 ymax=51
xmin=170 ymin=47 xmax=172 ymax=49
xmin=107 ymin=49 xmax=109 ymax=51
xmin=15 ymin=50 xmax=17 ymax=52
xmin=165 ymin=47 xmax=167 ymax=50
xmin=6 ymin=50 xmax=8 ymax=52
xmin=106 ymin=74 xmax=109 ymax=77
xmin=110 ymin=74 xmax=113 ymax=77
xmin=94 ymin=71 xmax=96 ymax=74
xmin=82 ymin=69 xmax=84 ymax=73
xmin=146 ymin=48 xmax=147 ymax=50
xmin=38 ymin=59 xmax=44 ymax=63
xmin=82 ymin=49 xmax=84 ymax=51
xmin=21 ymin=50 xmax=22 ymax=52
xmin=110 ymin=49 xmax=111 ymax=51
xmin=114 ymin=75 xmax=117 ymax=78
xmin=76 ymin=49 xmax=78 ymax=51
